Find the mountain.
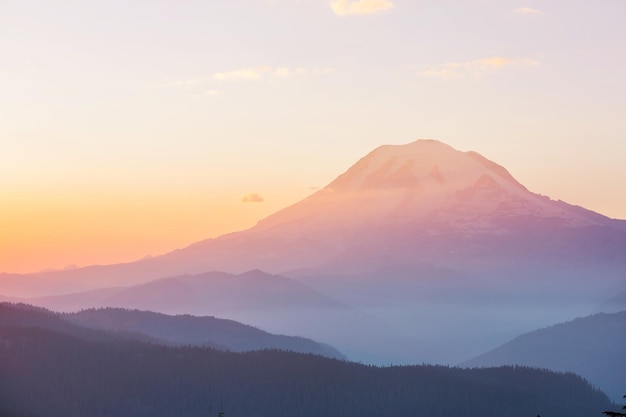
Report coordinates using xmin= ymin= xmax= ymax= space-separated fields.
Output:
xmin=149 ymin=139 xmax=626 ymax=276
xmin=0 ymin=302 xmax=160 ymax=345
xmin=0 ymin=310 xmax=613 ymax=417
xmin=461 ymin=311 xmax=626 ymax=402
xmin=0 ymin=302 xmax=343 ymax=358
xmin=27 ymin=269 xmax=346 ymax=314
xmin=4 ymin=139 xmax=625 ymax=296
xmin=66 ymin=307 xmax=344 ymax=359
xmin=17 ymin=271 xmax=417 ymax=363
xmin=2 ymin=139 xmax=625 ymax=364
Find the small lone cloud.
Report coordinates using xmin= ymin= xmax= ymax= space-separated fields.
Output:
xmin=241 ymin=193 xmax=265 ymax=203
xmin=418 ymin=57 xmax=539 ymax=79
xmin=330 ymin=0 xmax=394 ymax=16
xmin=513 ymin=7 xmax=542 ymax=15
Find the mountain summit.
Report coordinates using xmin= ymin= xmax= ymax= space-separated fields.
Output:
xmin=255 ymin=139 xmax=599 ymax=237
xmin=164 ymin=139 xmax=622 ymax=276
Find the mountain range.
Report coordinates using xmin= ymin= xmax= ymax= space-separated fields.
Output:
xmin=6 ymin=270 xmax=410 ymax=362
xmin=0 ymin=302 xmax=613 ymax=417
xmin=2 ymin=139 xmax=625 ymax=365
xmin=0 ymin=302 xmax=343 ymax=358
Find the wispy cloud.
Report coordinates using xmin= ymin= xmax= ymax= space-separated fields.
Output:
xmin=418 ymin=57 xmax=539 ymax=78
xmin=330 ymin=0 xmax=394 ymax=16
xmin=513 ymin=7 xmax=542 ymax=15
xmin=214 ymin=67 xmax=273 ymax=81
xmin=165 ymin=78 xmax=221 ymax=98
xmin=241 ymin=193 xmax=265 ymax=203
xmin=168 ymin=66 xmax=334 ymax=97
xmin=172 ymin=78 xmax=204 ymax=86
xmin=214 ymin=66 xmax=335 ymax=81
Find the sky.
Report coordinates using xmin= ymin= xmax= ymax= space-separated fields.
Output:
xmin=1 ymin=0 xmax=625 ymax=274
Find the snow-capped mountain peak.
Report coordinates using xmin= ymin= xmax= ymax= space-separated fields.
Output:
xmin=255 ymin=139 xmax=601 ymax=238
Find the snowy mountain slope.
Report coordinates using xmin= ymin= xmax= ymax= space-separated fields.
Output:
xmin=164 ymin=140 xmax=626 ymax=276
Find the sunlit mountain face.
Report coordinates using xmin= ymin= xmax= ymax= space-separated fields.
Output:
xmin=2 ymin=140 xmax=626 ymax=365
xmin=226 ymin=139 xmax=626 ymax=272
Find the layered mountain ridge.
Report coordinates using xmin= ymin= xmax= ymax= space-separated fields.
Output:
xmin=1 ymin=304 xmax=612 ymax=417
xmin=0 ymin=302 xmax=344 ymax=358
xmin=2 ymin=139 xmax=625 ymax=366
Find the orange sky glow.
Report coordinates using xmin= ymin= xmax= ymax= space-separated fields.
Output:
xmin=2 ymin=0 xmax=625 ymax=274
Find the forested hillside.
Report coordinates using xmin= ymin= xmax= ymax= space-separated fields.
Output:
xmin=66 ymin=307 xmax=344 ymax=358
xmin=0 ymin=324 xmax=612 ymax=417
xmin=462 ymin=311 xmax=626 ymax=401
xmin=0 ymin=303 xmax=343 ymax=358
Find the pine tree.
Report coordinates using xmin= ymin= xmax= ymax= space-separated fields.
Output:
xmin=603 ymin=394 xmax=626 ymax=417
